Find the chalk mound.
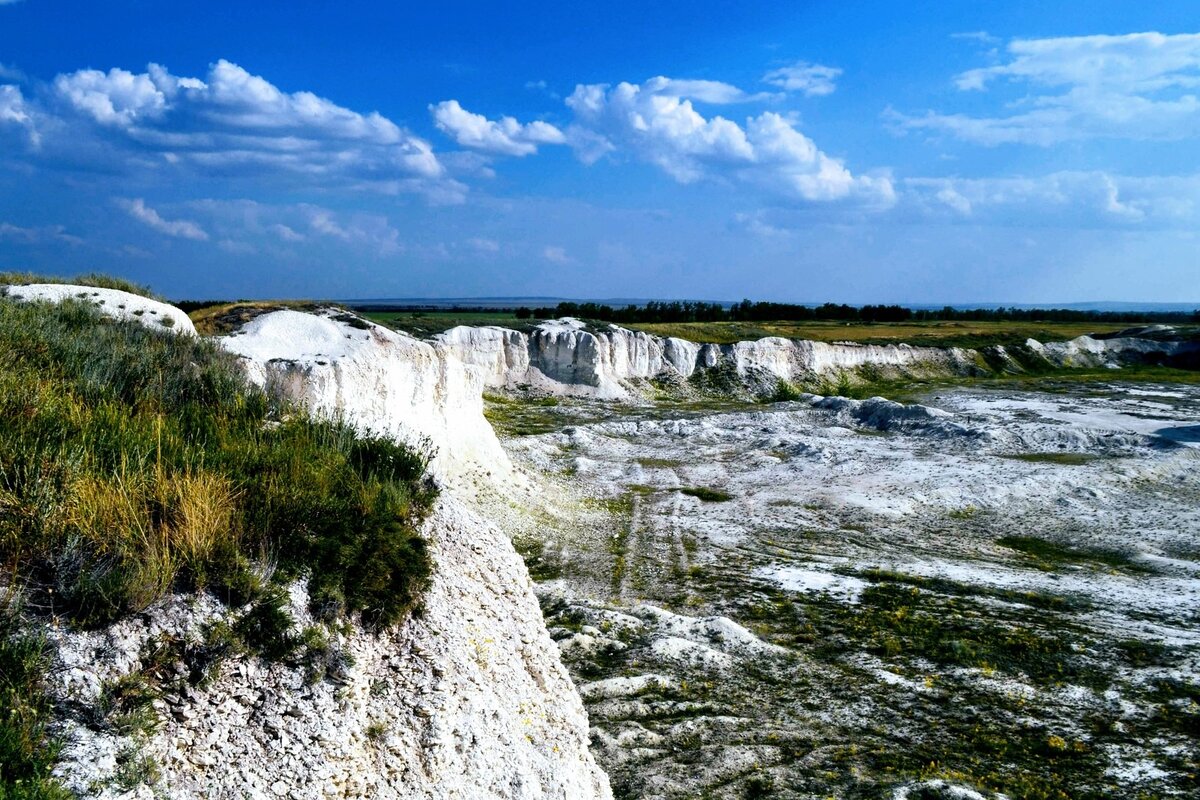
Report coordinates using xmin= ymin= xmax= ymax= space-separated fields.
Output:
xmin=4 ymin=283 xmax=196 ymax=334
xmin=1028 ymin=333 xmax=1200 ymax=369
xmin=811 ymin=394 xmax=979 ymax=438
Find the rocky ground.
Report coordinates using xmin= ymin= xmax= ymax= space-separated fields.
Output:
xmin=484 ymin=382 xmax=1200 ymax=799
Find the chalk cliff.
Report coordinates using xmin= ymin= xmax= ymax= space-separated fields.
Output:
xmin=1027 ymin=332 xmax=1200 ymax=369
xmin=439 ymin=318 xmax=1199 ymax=398
xmin=219 ymin=308 xmax=517 ymax=486
xmin=439 ymin=318 xmax=976 ymax=397
xmin=50 ymin=497 xmax=611 ymax=800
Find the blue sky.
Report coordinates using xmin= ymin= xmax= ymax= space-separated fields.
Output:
xmin=1 ymin=1 xmax=1198 ymax=302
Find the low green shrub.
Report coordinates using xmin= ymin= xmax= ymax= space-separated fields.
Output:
xmin=765 ymin=379 xmax=804 ymax=403
xmin=997 ymin=535 xmax=1150 ymax=573
xmin=681 ymin=487 xmax=733 ymax=503
xmin=1003 ymin=452 xmax=1097 ymax=466
xmin=805 ymin=583 xmax=1100 ymax=687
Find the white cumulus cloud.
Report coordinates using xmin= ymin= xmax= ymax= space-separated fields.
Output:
xmin=0 ymin=84 xmax=38 ymax=145
xmin=903 ymin=171 xmax=1200 ymax=226
xmin=117 ymin=198 xmax=209 ymax=240
xmin=898 ymin=32 xmax=1200 ymax=144
xmin=54 ymin=67 xmax=170 ymax=126
xmin=564 ymin=78 xmax=892 ymax=204
xmin=761 ymin=62 xmax=842 ymax=96
xmin=641 ymin=76 xmax=770 ymax=104
xmin=23 ymin=60 xmax=457 ymax=199
xmin=430 ymin=99 xmax=564 ymax=156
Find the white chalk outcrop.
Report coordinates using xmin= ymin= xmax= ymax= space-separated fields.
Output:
xmin=440 ymin=319 xmax=1200 ymax=399
xmin=1028 ymin=333 xmax=1199 ymax=369
xmin=438 ymin=319 xmax=683 ymax=399
xmin=4 ymin=283 xmax=197 ymax=334
xmin=438 ymin=318 xmax=979 ymax=398
xmin=4 ymin=290 xmax=609 ymax=800
xmin=50 ymin=497 xmax=611 ymax=800
xmin=219 ymin=308 xmax=515 ymax=486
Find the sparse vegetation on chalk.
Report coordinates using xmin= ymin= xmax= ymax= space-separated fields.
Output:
xmin=1004 ymin=452 xmax=1099 ymax=466
xmin=187 ymin=301 xmax=319 ymax=336
xmin=0 ymin=597 xmax=71 ymax=799
xmin=997 ymin=536 xmax=1152 ymax=573
xmin=513 ymin=375 xmax=1200 ymax=799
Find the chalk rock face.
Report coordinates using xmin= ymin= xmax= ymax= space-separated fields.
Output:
xmin=1028 ymin=334 xmax=1199 ymax=369
xmin=219 ymin=308 xmax=515 ymax=484
xmin=439 ymin=319 xmax=682 ymax=398
xmin=723 ymin=337 xmax=975 ymax=382
xmin=50 ymin=496 xmax=612 ymax=800
xmin=438 ymin=318 xmax=977 ymax=398
xmin=4 ymin=283 xmax=197 ymax=334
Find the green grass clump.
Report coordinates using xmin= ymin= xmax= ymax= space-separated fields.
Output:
xmin=0 ymin=297 xmax=435 ymax=630
xmin=680 ymin=487 xmax=733 ymax=503
xmin=857 ymin=568 xmax=1091 ymax=612
xmin=636 ymin=457 xmax=681 ymax=469
xmin=764 ymin=379 xmax=804 ymax=403
xmin=482 ymin=394 xmax=565 ymax=436
xmin=0 ymin=599 xmax=71 ymax=798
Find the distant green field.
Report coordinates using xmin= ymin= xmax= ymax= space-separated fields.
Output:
xmin=360 ymin=312 xmax=1176 ymax=349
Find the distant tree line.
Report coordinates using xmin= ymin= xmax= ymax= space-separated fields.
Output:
xmin=515 ymin=300 xmax=1200 ymax=325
